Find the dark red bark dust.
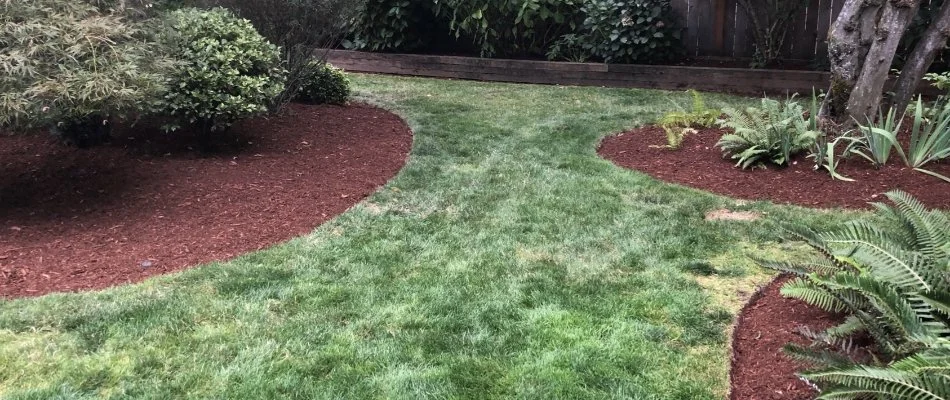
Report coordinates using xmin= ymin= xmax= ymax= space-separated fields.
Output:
xmin=0 ymin=103 xmax=412 ymax=298
xmin=598 ymin=126 xmax=950 ymax=209
xmin=730 ymin=276 xmax=842 ymax=400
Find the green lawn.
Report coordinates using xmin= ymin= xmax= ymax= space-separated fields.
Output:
xmin=0 ymin=75 xmax=861 ymax=399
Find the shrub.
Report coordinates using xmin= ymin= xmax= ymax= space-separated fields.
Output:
xmin=758 ymin=191 xmax=950 ymax=399
xmin=297 ymin=63 xmax=351 ymax=105
xmin=159 ymin=7 xmax=285 ymax=136
xmin=194 ymin=0 xmax=363 ymax=107
xmin=716 ymin=96 xmax=819 ymax=169
xmin=344 ymin=0 xmax=439 ymax=53
xmin=0 ymin=0 xmax=169 ymax=144
xmin=570 ymin=0 xmax=683 ymax=64
xmin=436 ymin=0 xmax=582 ymax=58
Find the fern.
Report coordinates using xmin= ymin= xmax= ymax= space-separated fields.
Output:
xmin=716 ymin=96 xmax=818 ymax=169
xmin=655 ymin=90 xmax=720 ymax=149
xmin=756 ymin=190 xmax=950 ymax=398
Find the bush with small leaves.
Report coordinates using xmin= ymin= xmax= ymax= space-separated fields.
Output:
xmin=0 ymin=0 xmax=170 ymax=145
xmin=296 ymin=63 xmax=351 ymax=105
xmin=159 ymin=7 xmax=286 ymax=137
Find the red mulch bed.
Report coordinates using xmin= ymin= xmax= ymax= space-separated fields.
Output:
xmin=598 ymin=126 xmax=950 ymax=209
xmin=729 ymin=276 xmax=842 ymax=400
xmin=0 ymin=103 xmax=411 ymax=298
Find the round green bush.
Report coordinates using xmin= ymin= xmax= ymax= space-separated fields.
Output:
xmin=160 ymin=7 xmax=286 ymax=133
xmin=297 ymin=62 xmax=351 ymax=105
xmin=574 ymin=0 xmax=683 ymax=64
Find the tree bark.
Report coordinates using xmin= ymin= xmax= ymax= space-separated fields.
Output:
xmin=891 ymin=0 xmax=950 ymax=113
xmin=846 ymin=0 xmax=922 ymax=121
xmin=820 ymin=0 xmax=884 ymax=127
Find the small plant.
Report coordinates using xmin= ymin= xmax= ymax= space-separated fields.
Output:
xmin=924 ymin=71 xmax=950 ymax=92
xmin=716 ymin=96 xmax=819 ymax=169
xmin=903 ymin=96 xmax=950 ymax=182
xmin=808 ymin=134 xmax=854 ymax=182
xmin=736 ymin=0 xmax=806 ymax=67
xmin=296 ymin=62 xmax=351 ymax=105
xmin=159 ymin=7 xmax=286 ymax=141
xmin=655 ymin=90 xmax=720 ymax=149
xmin=847 ymin=107 xmax=902 ymax=168
xmin=546 ymin=33 xmax=589 ymax=62
xmin=758 ymin=191 xmax=950 ymax=399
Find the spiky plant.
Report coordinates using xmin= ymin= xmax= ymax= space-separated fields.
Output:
xmin=758 ymin=190 xmax=950 ymax=399
xmin=717 ymin=96 xmax=819 ymax=169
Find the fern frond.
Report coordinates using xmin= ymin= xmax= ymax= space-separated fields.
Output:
xmin=782 ymin=224 xmax=852 ymax=271
xmin=820 ymin=228 xmax=931 ymax=292
xmin=825 ymin=315 xmax=866 ymax=339
xmin=812 ymin=273 xmax=936 ymax=343
xmin=781 ymin=277 xmax=847 ymax=312
xmin=784 ymin=343 xmax=854 ymax=368
xmin=756 ymin=257 xmax=843 ymax=276
xmin=921 ymin=291 xmax=950 ymax=320
xmin=804 ymin=365 xmax=950 ymax=400
xmin=884 ymin=190 xmax=950 ymax=267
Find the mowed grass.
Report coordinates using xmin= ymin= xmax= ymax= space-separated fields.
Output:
xmin=0 ymin=75 xmax=860 ymax=399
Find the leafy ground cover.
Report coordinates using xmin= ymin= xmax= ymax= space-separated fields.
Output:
xmin=0 ymin=75 xmax=859 ymax=399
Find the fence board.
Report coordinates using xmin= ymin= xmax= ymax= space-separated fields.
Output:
xmin=672 ymin=0 xmax=839 ymax=63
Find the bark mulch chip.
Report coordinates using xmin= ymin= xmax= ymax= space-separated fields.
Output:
xmin=598 ymin=126 xmax=950 ymax=209
xmin=1 ymin=103 xmax=411 ymax=298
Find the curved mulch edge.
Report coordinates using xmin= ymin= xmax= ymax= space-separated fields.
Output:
xmin=0 ymin=103 xmax=412 ymax=298
xmin=597 ymin=125 xmax=950 ymax=210
xmin=728 ymin=275 xmax=842 ymax=400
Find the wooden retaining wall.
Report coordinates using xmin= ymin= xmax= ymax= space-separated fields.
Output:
xmin=326 ymin=50 xmax=830 ymax=95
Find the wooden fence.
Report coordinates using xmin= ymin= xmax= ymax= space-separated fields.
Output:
xmin=672 ymin=0 xmax=842 ymax=61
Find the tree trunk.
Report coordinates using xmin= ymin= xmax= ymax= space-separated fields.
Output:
xmin=846 ymin=0 xmax=922 ymax=121
xmin=820 ymin=0 xmax=884 ymax=127
xmin=890 ymin=0 xmax=950 ymax=113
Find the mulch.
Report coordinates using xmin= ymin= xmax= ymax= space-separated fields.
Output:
xmin=729 ymin=276 xmax=842 ymax=400
xmin=0 ymin=103 xmax=412 ymax=298
xmin=597 ymin=126 xmax=950 ymax=209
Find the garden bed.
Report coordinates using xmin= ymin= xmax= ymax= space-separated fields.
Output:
xmin=598 ymin=125 xmax=950 ymax=209
xmin=728 ymin=276 xmax=842 ymax=400
xmin=0 ymin=103 xmax=412 ymax=298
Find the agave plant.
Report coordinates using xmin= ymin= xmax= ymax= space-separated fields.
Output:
xmin=758 ymin=191 xmax=950 ymax=399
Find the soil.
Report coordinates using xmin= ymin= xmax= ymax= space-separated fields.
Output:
xmin=0 ymin=103 xmax=412 ymax=298
xmin=598 ymin=126 xmax=950 ymax=209
xmin=729 ymin=276 xmax=842 ymax=400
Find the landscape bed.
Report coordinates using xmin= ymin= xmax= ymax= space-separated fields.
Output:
xmin=599 ymin=126 xmax=950 ymax=209
xmin=0 ymin=103 xmax=412 ymax=298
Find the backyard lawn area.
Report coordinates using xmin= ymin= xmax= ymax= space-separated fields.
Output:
xmin=2 ymin=75 xmax=861 ymax=399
